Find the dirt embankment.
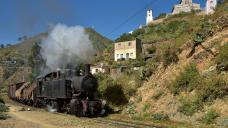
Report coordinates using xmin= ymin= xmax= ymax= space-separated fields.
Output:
xmin=0 ymin=102 xmax=116 ymax=128
xmin=132 ymin=28 xmax=228 ymax=124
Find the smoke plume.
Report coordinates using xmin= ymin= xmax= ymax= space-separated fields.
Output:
xmin=40 ymin=23 xmax=96 ymax=71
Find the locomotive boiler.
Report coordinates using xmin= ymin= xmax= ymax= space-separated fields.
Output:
xmin=8 ymin=64 xmax=104 ymax=117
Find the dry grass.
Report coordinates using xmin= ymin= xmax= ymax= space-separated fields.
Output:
xmin=127 ymin=28 xmax=228 ymax=126
xmin=0 ymin=102 xmax=117 ymax=128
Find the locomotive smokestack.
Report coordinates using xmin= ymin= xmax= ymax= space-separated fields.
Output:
xmin=84 ymin=64 xmax=91 ymax=75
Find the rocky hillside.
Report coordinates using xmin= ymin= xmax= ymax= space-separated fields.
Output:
xmin=129 ymin=28 xmax=227 ymax=125
xmin=124 ymin=3 xmax=227 ymax=127
xmin=96 ymin=2 xmax=228 ymax=127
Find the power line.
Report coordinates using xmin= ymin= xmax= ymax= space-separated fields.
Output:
xmin=106 ymin=0 xmax=158 ymax=37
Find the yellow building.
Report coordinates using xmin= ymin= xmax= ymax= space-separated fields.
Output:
xmin=114 ymin=39 xmax=142 ymax=61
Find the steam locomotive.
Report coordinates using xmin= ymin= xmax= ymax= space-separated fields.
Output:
xmin=8 ymin=64 xmax=104 ymax=117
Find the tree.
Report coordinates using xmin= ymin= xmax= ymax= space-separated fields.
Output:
xmin=0 ymin=44 xmax=4 ymax=48
xmin=156 ymin=13 xmax=167 ymax=20
xmin=115 ymin=33 xmax=134 ymax=42
xmin=28 ymin=42 xmax=45 ymax=80
xmin=18 ymin=35 xmax=28 ymax=42
xmin=6 ymin=44 xmax=12 ymax=47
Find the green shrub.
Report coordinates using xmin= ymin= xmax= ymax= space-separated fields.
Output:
xmin=3 ymin=67 xmax=17 ymax=80
xmin=147 ymin=46 xmax=157 ymax=54
xmin=161 ymin=47 xmax=179 ymax=67
xmin=141 ymin=59 xmax=159 ymax=80
xmin=0 ymin=103 xmax=8 ymax=112
xmin=96 ymin=74 xmax=128 ymax=106
xmin=115 ymin=33 xmax=135 ymax=42
xmin=192 ymin=18 xmax=215 ymax=47
xmin=210 ymin=1 xmax=228 ymax=21
xmin=142 ymin=112 xmax=151 ymax=119
xmin=110 ymin=61 xmax=121 ymax=69
xmin=200 ymin=109 xmax=219 ymax=124
xmin=152 ymin=113 xmax=169 ymax=121
xmin=216 ymin=43 xmax=228 ymax=65
xmin=132 ymin=58 xmax=146 ymax=67
xmin=178 ymin=97 xmax=202 ymax=116
xmin=125 ymin=101 xmax=137 ymax=116
xmin=0 ymin=113 xmax=8 ymax=120
xmin=96 ymin=74 xmax=115 ymax=95
xmin=132 ymin=28 xmax=145 ymax=37
xmin=196 ymin=75 xmax=227 ymax=103
xmin=116 ymin=20 xmax=189 ymax=43
xmin=193 ymin=33 xmax=205 ymax=46
xmin=0 ymin=96 xmax=4 ymax=104
xmin=116 ymin=72 xmax=143 ymax=98
xmin=0 ymin=97 xmax=9 ymax=120
xmin=135 ymin=96 xmax=142 ymax=103
xmin=151 ymin=90 xmax=163 ymax=100
xmin=96 ymin=72 xmax=143 ymax=107
xmin=170 ymin=63 xmax=201 ymax=94
xmin=142 ymin=103 xmax=151 ymax=112
xmin=168 ymin=12 xmax=192 ymax=19
xmin=156 ymin=13 xmax=167 ymax=20
xmin=143 ymin=20 xmax=189 ymax=42
xmin=178 ymin=74 xmax=227 ymax=116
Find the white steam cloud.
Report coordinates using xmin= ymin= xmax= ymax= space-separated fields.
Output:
xmin=40 ymin=23 xmax=96 ymax=71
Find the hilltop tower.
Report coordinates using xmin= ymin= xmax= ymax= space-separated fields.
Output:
xmin=181 ymin=0 xmax=192 ymax=4
xmin=172 ymin=0 xmax=200 ymax=15
xmin=206 ymin=0 xmax=217 ymax=15
xmin=146 ymin=9 xmax=153 ymax=25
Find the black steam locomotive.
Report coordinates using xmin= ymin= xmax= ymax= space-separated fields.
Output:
xmin=8 ymin=64 xmax=104 ymax=117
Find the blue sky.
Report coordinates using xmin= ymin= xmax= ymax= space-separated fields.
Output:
xmin=0 ymin=0 xmax=206 ymax=44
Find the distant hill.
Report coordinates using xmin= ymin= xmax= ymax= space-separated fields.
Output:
xmin=0 ymin=28 xmax=113 ymax=85
xmin=11 ymin=32 xmax=48 ymax=54
xmin=85 ymin=28 xmax=113 ymax=53
xmin=9 ymin=28 xmax=112 ymax=55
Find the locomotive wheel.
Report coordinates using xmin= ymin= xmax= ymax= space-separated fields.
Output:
xmin=56 ymin=99 xmax=64 ymax=112
xmin=46 ymin=101 xmax=57 ymax=112
xmin=70 ymin=99 xmax=84 ymax=117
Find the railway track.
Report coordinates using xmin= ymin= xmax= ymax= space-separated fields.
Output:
xmin=90 ymin=118 xmax=163 ymax=128
xmin=7 ymin=97 xmax=163 ymax=128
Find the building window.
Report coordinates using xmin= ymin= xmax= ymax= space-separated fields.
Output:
xmin=128 ymin=42 xmax=131 ymax=46
xmin=130 ymin=53 xmax=133 ymax=56
xmin=118 ymin=43 xmax=121 ymax=46
xmin=120 ymin=54 xmax=123 ymax=58
xmin=126 ymin=53 xmax=129 ymax=59
xmin=96 ymin=69 xmax=99 ymax=73
xmin=117 ymin=54 xmax=119 ymax=58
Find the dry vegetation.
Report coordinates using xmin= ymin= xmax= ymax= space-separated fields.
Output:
xmin=0 ymin=102 xmax=117 ymax=128
xmin=98 ymin=2 xmax=228 ymax=127
xmin=0 ymin=1 xmax=227 ymax=128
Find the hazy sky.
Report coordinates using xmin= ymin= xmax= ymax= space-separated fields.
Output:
xmin=0 ymin=0 xmax=206 ymax=44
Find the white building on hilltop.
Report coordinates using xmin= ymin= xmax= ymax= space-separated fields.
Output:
xmin=206 ymin=0 xmax=217 ymax=15
xmin=172 ymin=0 xmax=200 ymax=15
xmin=146 ymin=9 xmax=153 ymax=25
